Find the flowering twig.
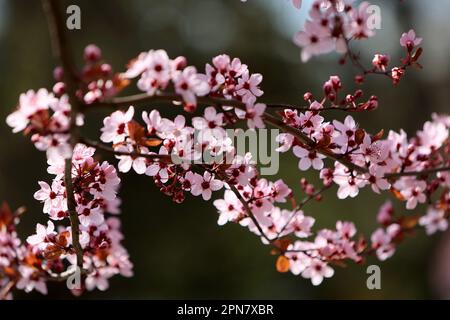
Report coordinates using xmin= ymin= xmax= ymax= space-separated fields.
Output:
xmin=80 ymin=137 xmax=172 ymax=162
xmin=276 ymin=185 xmax=332 ymax=239
xmin=42 ymin=0 xmax=83 ymax=270
xmin=91 ymin=93 xmax=370 ymax=174
xmin=91 ymin=92 xmax=450 ymax=179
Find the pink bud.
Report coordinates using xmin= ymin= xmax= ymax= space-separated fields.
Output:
xmin=100 ymin=63 xmax=112 ymax=76
xmin=173 ymin=56 xmax=187 ymax=70
xmin=84 ymin=44 xmax=102 ymax=62
xmin=303 ymin=92 xmax=313 ymax=101
xmin=53 ymin=66 xmax=64 ymax=81
xmin=354 ymin=75 xmax=364 ymax=85
xmin=53 ymin=82 xmax=65 ymax=96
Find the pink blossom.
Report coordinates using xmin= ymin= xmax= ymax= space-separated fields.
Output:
xmin=377 ymin=200 xmax=393 ymax=226
xmin=332 ymin=115 xmax=358 ymax=151
xmin=302 ymin=259 xmax=334 ymax=286
xmin=145 ymin=147 xmax=170 ymax=183
xmin=115 ymin=144 xmax=149 ymax=174
xmin=213 ymin=190 xmax=244 ymax=225
xmin=333 ymin=164 xmax=366 ymax=199
xmin=84 ymin=44 xmax=102 ymax=62
xmin=16 ymin=266 xmax=47 ymax=295
xmin=371 ymin=228 xmax=396 ymax=261
xmin=293 ymin=146 xmax=325 ymax=171
xmin=293 ymin=20 xmax=334 ymax=62
xmin=391 ymin=67 xmax=405 ymax=85
xmin=173 ymin=66 xmax=210 ymax=106
xmin=366 ymin=165 xmax=390 ymax=194
xmin=191 ymin=171 xmax=223 ymax=201
xmin=235 ymin=103 xmax=266 ymax=129
xmin=400 ymin=29 xmax=422 ymax=49
xmin=275 ymin=133 xmax=294 ymax=152
xmin=397 ymin=179 xmax=427 ymax=210
xmin=100 ymin=106 xmax=135 ymax=144
xmin=419 ymin=208 xmax=448 ymax=235
xmin=142 ymin=109 xmax=162 ymax=135
xmin=26 ymin=221 xmax=56 ymax=249
xmin=135 ymin=50 xmax=172 ymax=95
xmin=236 ymin=71 xmax=263 ymax=103
xmin=360 ymin=134 xmax=390 ymax=163
xmin=349 ymin=1 xmax=376 ymax=39
xmin=372 ymin=54 xmax=390 ymax=71
xmin=192 ymin=106 xmax=224 ymax=130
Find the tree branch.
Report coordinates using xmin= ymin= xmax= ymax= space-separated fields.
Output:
xmin=90 ymin=92 xmax=450 ymax=178
xmin=385 ymin=166 xmax=450 ymax=179
xmin=90 ymin=93 xmax=370 ymax=173
xmin=42 ymin=0 xmax=83 ymax=270
xmin=80 ymin=137 xmax=172 ymax=162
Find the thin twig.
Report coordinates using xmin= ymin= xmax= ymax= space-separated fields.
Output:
xmin=385 ymin=166 xmax=450 ymax=179
xmin=80 ymin=137 xmax=172 ymax=162
xmin=228 ymin=184 xmax=273 ymax=243
xmin=276 ymin=185 xmax=332 ymax=239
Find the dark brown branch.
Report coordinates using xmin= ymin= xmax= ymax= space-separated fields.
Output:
xmin=80 ymin=137 xmax=172 ymax=162
xmin=265 ymin=103 xmax=362 ymax=113
xmin=42 ymin=0 xmax=83 ymax=270
xmin=89 ymin=92 xmax=450 ymax=179
xmin=90 ymin=93 xmax=370 ymax=174
xmin=385 ymin=166 xmax=450 ymax=179
xmin=276 ymin=185 xmax=332 ymax=239
xmin=228 ymin=184 xmax=272 ymax=243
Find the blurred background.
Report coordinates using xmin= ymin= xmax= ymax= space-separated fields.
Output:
xmin=1 ymin=0 xmax=450 ymax=299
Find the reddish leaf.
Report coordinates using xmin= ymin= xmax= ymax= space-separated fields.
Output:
xmin=43 ymin=245 xmax=65 ymax=260
xmin=0 ymin=202 xmax=14 ymax=227
xmin=355 ymin=128 xmax=365 ymax=145
xmin=276 ymin=255 xmax=290 ymax=273
xmin=143 ymin=138 xmax=163 ymax=147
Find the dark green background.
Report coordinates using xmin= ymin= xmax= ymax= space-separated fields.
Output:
xmin=1 ymin=0 xmax=450 ymax=299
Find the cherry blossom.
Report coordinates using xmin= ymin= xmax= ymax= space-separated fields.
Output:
xmin=173 ymin=66 xmax=210 ymax=107
xmin=301 ymin=259 xmax=334 ymax=286
xmin=100 ymin=106 xmax=135 ymax=144
xmin=190 ymin=171 xmax=223 ymax=201
xmin=293 ymin=146 xmax=325 ymax=171
xmin=400 ymin=29 xmax=423 ymax=50
xmin=235 ymin=71 xmax=264 ymax=103
xmin=235 ymin=103 xmax=266 ymax=129
xmin=419 ymin=208 xmax=448 ymax=235
xmin=26 ymin=221 xmax=57 ymax=249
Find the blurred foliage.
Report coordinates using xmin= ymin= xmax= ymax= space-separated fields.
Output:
xmin=1 ymin=0 xmax=449 ymax=299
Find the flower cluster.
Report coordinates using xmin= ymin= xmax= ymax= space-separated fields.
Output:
xmin=0 ymin=145 xmax=133 ymax=298
xmin=123 ymin=49 xmax=209 ymax=109
xmin=78 ymin=45 xmax=129 ymax=104
xmin=213 ymin=169 xmax=366 ymax=285
xmin=277 ymin=76 xmax=450 ymax=211
xmin=6 ymin=88 xmax=77 ymax=160
xmin=52 ymin=44 xmax=129 ymax=104
xmin=100 ymin=103 xmax=261 ymax=203
xmin=293 ymin=0 xmax=377 ymax=62
xmin=368 ymin=29 xmax=423 ymax=85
